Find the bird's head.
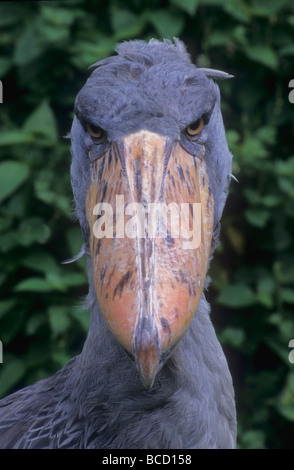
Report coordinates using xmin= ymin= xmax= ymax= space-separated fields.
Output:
xmin=70 ymin=39 xmax=232 ymax=389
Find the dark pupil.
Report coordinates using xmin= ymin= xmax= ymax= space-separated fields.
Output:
xmin=189 ymin=119 xmax=200 ymax=130
xmin=90 ymin=124 xmax=101 ymax=134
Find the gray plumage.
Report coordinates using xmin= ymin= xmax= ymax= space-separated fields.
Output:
xmin=0 ymin=38 xmax=236 ymax=449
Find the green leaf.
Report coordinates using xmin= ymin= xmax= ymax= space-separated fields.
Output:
xmin=276 ymin=373 xmax=294 ymax=422
xmin=240 ymin=137 xmax=268 ymax=160
xmin=245 ymin=209 xmax=270 ymax=228
xmin=111 ymin=8 xmax=146 ymax=40
xmin=0 ymin=231 xmax=17 ymax=253
xmin=256 ymin=126 xmax=276 ymax=146
xmin=39 ymin=23 xmax=69 ymax=43
xmin=222 ymin=0 xmax=251 ymax=23
xmin=0 ymin=130 xmax=34 ymax=146
xmin=239 ymin=430 xmax=265 ymax=449
xmin=0 ymin=299 xmax=16 ymax=319
xmin=0 ymin=57 xmax=12 ymax=76
xmin=25 ymin=313 xmax=46 ymax=336
xmin=70 ymin=308 xmax=90 ymax=334
xmin=148 ymin=10 xmax=185 ymax=38
xmin=245 ymin=45 xmax=279 ymax=69
xmin=17 ymin=217 xmax=51 ymax=246
xmin=0 ymin=161 xmax=30 ymax=203
xmin=0 ymin=4 xmax=26 ymax=26
xmin=23 ymin=100 xmax=58 ymax=143
xmin=65 ymin=226 xmax=86 ymax=270
xmin=41 ymin=6 xmax=78 ymax=26
xmin=0 ymin=310 xmax=25 ymax=343
xmin=70 ymin=37 xmax=116 ymax=69
xmin=15 ymin=277 xmax=54 ymax=292
xmin=265 ymin=338 xmax=290 ymax=365
xmin=62 ymin=272 xmax=87 ymax=287
xmin=256 ymin=277 xmax=274 ymax=308
xmin=251 ymin=0 xmax=292 ymax=16
xmin=13 ymin=26 xmax=43 ymax=66
xmin=21 ymin=252 xmax=60 ymax=275
xmin=281 ymin=289 xmax=294 ymax=304
xmin=170 ymin=0 xmax=199 ymax=15
xmin=217 ymin=283 xmax=256 ymax=308
xmin=280 ymin=44 xmax=294 ymax=56
xmin=48 ymin=306 xmax=71 ymax=337
xmin=219 ymin=327 xmax=245 ymax=348
xmin=0 ymin=360 xmax=26 ymax=398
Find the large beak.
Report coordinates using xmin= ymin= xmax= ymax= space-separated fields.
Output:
xmin=86 ymin=130 xmax=214 ymax=388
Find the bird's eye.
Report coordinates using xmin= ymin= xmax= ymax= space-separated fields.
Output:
xmin=87 ymin=122 xmax=104 ymax=139
xmin=186 ymin=117 xmax=204 ymax=137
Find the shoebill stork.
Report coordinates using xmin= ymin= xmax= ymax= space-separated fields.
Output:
xmin=0 ymin=39 xmax=236 ymax=449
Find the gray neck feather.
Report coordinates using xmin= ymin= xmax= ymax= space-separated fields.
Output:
xmin=69 ymin=255 xmax=236 ymax=448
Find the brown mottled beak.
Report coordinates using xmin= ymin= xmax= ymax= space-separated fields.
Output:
xmin=86 ymin=130 xmax=214 ymax=389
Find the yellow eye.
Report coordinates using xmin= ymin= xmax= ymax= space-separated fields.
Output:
xmin=87 ymin=122 xmax=103 ymax=139
xmin=186 ymin=117 xmax=204 ymax=137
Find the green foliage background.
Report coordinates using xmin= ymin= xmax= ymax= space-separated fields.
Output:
xmin=0 ymin=0 xmax=294 ymax=449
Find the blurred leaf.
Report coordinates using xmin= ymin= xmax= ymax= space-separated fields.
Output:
xmin=65 ymin=226 xmax=86 ymax=270
xmin=280 ymin=44 xmax=294 ymax=56
xmin=148 ymin=10 xmax=185 ymax=38
xmin=62 ymin=272 xmax=87 ymax=287
xmin=0 ymin=299 xmax=16 ymax=319
xmin=256 ymin=276 xmax=274 ymax=308
xmin=276 ymin=373 xmax=294 ymax=422
xmin=219 ymin=327 xmax=245 ymax=348
xmin=245 ymin=209 xmax=270 ymax=228
xmin=70 ymin=37 xmax=115 ymax=69
xmin=251 ymin=0 xmax=293 ymax=15
xmin=52 ymin=351 xmax=72 ymax=368
xmin=0 ymin=57 xmax=12 ymax=76
xmin=281 ymin=289 xmax=294 ymax=304
xmin=23 ymin=100 xmax=58 ymax=143
xmin=256 ymin=126 xmax=276 ymax=146
xmin=222 ymin=0 xmax=251 ymax=23
xmin=41 ymin=5 xmax=79 ymax=26
xmin=48 ymin=306 xmax=71 ymax=337
xmin=238 ymin=430 xmax=265 ymax=449
xmin=17 ymin=218 xmax=50 ymax=246
xmin=0 ymin=231 xmax=17 ymax=253
xmin=226 ymin=226 xmax=245 ymax=254
xmin=70 ymin=308 xmax=90 ymax=334
xmin=111 ymin=7 xmax=146 ymax=40
xmin=244 ymin=45 xmax=279 ymax=69
xmin=0 ymin=310 xmax=25 ymax=343
xmin=13 ymin=25 xmax=43 ymax=66
xmin=39 ymin=22 xmax=69 ymax=43
xmin=44 ymin=270 xmax=86 ymax=291
xmin=0 ymin=3 xmax=26 ymax=26
xmin=0 ymin=360 xmax=26 ymax=397
xmin=15 ymin=277 xmax=54 ymax=292
xmin=0 ymin=130 xmax=34 ymax=146
xmin=265 ymin=337 xmax=291 ymax=365
xmin=170 ymin=0 xmax=199 ymax=15
xmin=0 ymin=161 xmax=30 ymax=203
xmin=25 ymin=313 xmax=46 ymax=336
xmin=21 ymin=252 xmax=60 ymax=275
xmin=217 ymin=283 xmax=256 ymax=307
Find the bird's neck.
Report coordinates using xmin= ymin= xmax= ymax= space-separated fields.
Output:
xmin=67 ymin=278 xmax=236 ymax=448
xmin=76 ymin=281 xmax=228 ymax=402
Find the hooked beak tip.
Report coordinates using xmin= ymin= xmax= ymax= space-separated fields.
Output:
xmin=133 ymin=319 xmax=161 ymax=390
